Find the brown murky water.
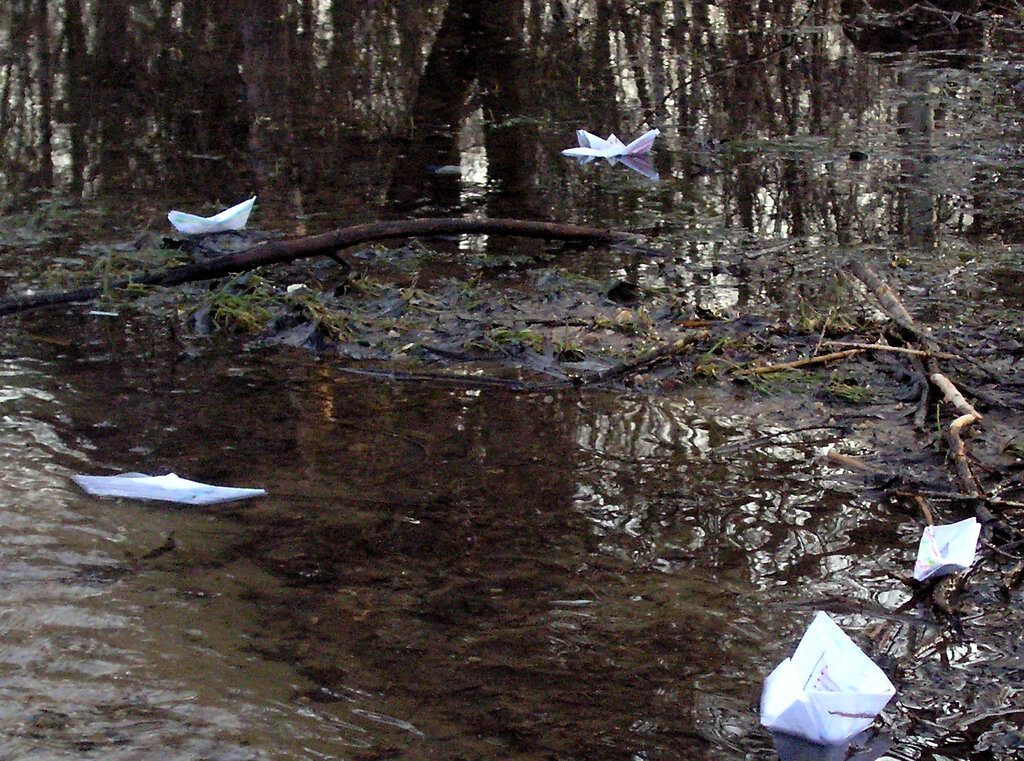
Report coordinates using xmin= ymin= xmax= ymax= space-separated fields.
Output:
xmin=4 ymin=1 xmax=1024 ymax=759
xmin=3 ymin=310 xmax=889 ymax=760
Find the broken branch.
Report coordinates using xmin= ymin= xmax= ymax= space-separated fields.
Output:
xmin=931 ymin=372 xmax=982 ymax=420
xmin=0 ymin=218 xmax=628 ymax=317
xmin=745 ymin=348 xmax=864 ymax=375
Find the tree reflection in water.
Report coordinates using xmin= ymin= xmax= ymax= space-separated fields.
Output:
xmin=2 ymin=0 xmax=1021 ymax=247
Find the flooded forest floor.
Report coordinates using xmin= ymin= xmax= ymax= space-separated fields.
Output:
xmin=14 ymin=211 xmax=1024 ymax=608
xmin=5 ymin=1 xmax=1024 ymax=756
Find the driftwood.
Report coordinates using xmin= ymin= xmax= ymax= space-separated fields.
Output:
xmin=0 ymin=218 xmax=628 ymax=317
xmin=846 ymin=258 xmax=940 ymax=352
xmin=843 ymin=259 xmax=1024 ymax=602
xmin=845 ymin=259 xmax=984 ymax=492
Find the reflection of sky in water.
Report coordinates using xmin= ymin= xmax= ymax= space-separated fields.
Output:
xmin=567 ymin=393 xmax=907 ymax=600
xmin=573 ymin=396 xmax=708 ymax=459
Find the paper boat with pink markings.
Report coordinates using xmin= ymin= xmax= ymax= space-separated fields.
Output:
xmin=562 ymin=128 xmax=660 ymax=179
xmin=913 ymin=517 xmax=981 ymax=582
xmin=760 ymin=612 xmax=896 ymax=745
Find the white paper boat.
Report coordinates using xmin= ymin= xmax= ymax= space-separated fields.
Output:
xmin=73 ymin=472 xmax=266 ymax=505
xmin=913 ymin=517 xmax=981 ymax=581
xmin=562 ymin=129 xmax=660 ymax=179
xmin=760 ymin=611 xmax=896 ymax=745
xmin=167 ymin=195 xmax=256 ymax=234
xmin=562 ymin=128 xmax=660 ymax=159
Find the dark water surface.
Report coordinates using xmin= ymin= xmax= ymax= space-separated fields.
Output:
xmin=4 ymin=1 xmax=1024 ymax=759
xmin=3 ymin=310 xmax=904 ymax=760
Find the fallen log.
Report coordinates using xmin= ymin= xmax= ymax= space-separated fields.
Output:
xmin=0 ymin=218 xmax=629 ymax=317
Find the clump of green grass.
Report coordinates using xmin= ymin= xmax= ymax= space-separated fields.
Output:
xmin=824 ymin=378 xmax=876 ymax=403
xmin=484 ymin=326 xmax=544 ymax=352
xmin=206 ymin=274 xmax=281 ymax=332
xmin=283 ymin=284 xmax=350 ymax=339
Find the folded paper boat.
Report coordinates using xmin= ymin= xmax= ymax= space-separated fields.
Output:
xmin=168 ymin=195 xmax=256 ymax=234
xmin=760 ymin=611 xmax=896 ymax=745
xmin=562 ymin=129 xmax=660 ymax=180
xmin=913 ymin=517 xmax=981 ymax=582
xmin=73 ymin=472 xmax=266 ymax=505
xmin=562 ymin=128 xmax=660 ymax=160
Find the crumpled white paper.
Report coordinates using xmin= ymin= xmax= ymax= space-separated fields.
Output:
xmin=562 ymin=128 xmax=660 ymax=179
xmin=760 ymin=611 xmax=896 ymax=745
xmin=168 ymin=195 xmax=256 ymax=234
xmin=73 ymin=472 xmax=266 ymax=505
xmin=913 ymin=517 xmax=981 ymax=582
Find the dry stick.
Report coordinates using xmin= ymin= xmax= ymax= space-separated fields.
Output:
xmin=948 ymin=413 xmax=984 ymax=496
xmin=910 ymin=351 xmax=932 ymax=431
xmin=825 ymin=450 xmax=885 ymax=475
xmin=845 ymin=259 xmax=940 ymax=351
xmin=715 ymin=424 xmax=845 ymax=456
xmin=931 ymin=372 xmax=982 ymax=420
xmin=822 ymin=340 xmax=960 ymax=361
xmin=931 ymin=371 xmax=984 ymax=499
xmin=0 ymin=218 xmax=629 ymax=317
xmin=827 ymin=453 xmax=937 ymax=524
xmin=911 ymin=494 xmax=935 ymax=526
xmin=745 ymin=348 xmax=864 ymax=375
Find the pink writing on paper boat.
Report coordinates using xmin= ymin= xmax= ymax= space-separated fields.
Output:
xmin=760 ymin=611 xmax=895 ymax=745
xmin=913 ymin=517 xmax=981 ymax=581
xmin=562 ymin=128 xmax=661 ymax=180
xmin=168 ymin=195 xmax=256 ymax=235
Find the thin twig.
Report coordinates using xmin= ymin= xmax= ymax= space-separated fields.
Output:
xmin=744 ymin=348 xmax=864 ymax=375
xmin=948 ymin=412 xmax=983 ymax=499
xmin=584 ymin=332 xmax=708 ymax=384
xmin=823 ymin=341 xmax=959 ymax=360
xmin=826 ymin=450 xmax=885 ymax=475
xmin=894 ymin=490 xmax=935 ymax=526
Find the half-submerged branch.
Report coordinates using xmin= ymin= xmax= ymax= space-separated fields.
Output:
xmin=0 ymin=218 xmax=628 ymax=317
xmin=844 ymin=259 xmax=998 ymax=523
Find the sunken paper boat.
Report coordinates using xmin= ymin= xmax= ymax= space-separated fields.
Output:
xmin=73 ymin=472 xmax=266 ymax=506
xmin=167 ymin=195 xmax=256 ymax=234
xmin=913 ymin=517 xmax=981 ymax=582
xmin=760 ymin=611 xmax=896 ymax=745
